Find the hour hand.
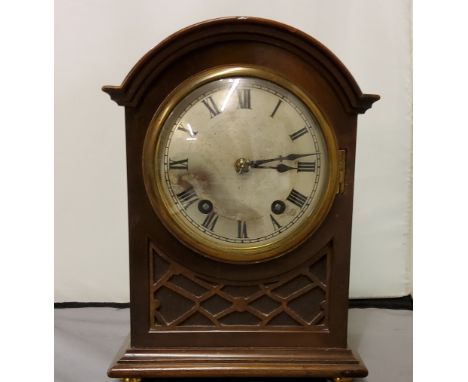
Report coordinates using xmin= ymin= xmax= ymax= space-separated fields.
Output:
xmin=250 ymin=153 xmax=317 ymax=167
xmin=253 ymin=163 xmax=298 ymax=173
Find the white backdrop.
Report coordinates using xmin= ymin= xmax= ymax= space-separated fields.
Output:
xmin=55 ymin=0 xmax=412 ymax=302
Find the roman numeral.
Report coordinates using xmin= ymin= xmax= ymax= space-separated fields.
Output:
xmin=297 ymin=161 xmax=316 ymax=172
xmin=270 ymin=99 xmax=282 ymax=118
xmin=287 ymin=189 xmax=308 ymax=208
xmin=289 ymin=127 xmax=308 ymax=141
xmin=237 ymin=89 xmax=251 ymax=109
xmin=176 ymin=187 xmax=198 ymax=209
xmin=201 ymin=96 xmax=221 ymax=118
xmin=177 ymin=123 xmax=197 ymax=137
xmin=169 ymin=158 xmax=188 ymax=170
xmin=237 ymin=220 xmax=248 ymax=238
xmin=270 ymin=214 xmax=282 ymax=230
xmin=202 ymin=212 xmax=219 ymax=231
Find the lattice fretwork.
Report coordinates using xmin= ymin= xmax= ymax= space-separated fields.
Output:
xmin=149 ymin=243 xmax=330 ymax=330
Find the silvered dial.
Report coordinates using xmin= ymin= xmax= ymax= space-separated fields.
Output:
xmin=154 ymin=76 xmax=331 ymax=257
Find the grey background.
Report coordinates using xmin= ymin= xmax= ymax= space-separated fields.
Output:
xmin=54 ymin=308 xmax=412 ymax=382
xmin=55 ymin=0 xmax=412 ymax=302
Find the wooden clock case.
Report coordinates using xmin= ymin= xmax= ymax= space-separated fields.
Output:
xmin=103 ymin=17 xmax=379 ymax=381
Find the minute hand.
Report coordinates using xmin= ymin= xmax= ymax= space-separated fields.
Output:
xmin=250 ymin=153 xmax=318 ymax=167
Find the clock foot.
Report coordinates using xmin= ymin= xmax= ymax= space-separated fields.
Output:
xmin=333 ymin=378 xmax=353 ymax=382
xmin=121 ymin=378 xmax=141 ymax=382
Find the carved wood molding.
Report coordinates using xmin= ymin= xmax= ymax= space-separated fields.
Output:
xmin=102 ymin=17 xmax=379 ymax=113
xmin=108 ymin=337 xmax=368 ymax=379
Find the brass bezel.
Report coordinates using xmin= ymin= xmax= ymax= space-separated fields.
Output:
xmin=142 ymin=66 xmax=339 ymax=263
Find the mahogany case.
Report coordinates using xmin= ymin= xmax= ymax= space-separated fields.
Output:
xmin=103 ymin=17 xmax=379 ymax=380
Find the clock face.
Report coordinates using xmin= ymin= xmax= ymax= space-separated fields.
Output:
xmin=144 ymin=68 xmax=338 ymax=262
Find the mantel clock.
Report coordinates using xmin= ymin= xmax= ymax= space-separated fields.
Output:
xmin=103 ymin=17 xmax=379 ymax=382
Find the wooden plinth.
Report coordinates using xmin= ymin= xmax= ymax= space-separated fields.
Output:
xmin=108 ymin=338 xmax=367 ymax=379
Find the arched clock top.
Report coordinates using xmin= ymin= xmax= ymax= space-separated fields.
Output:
xmin=102 ymin=17 xmax=379 ymax=114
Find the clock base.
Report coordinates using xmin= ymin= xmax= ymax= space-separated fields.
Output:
xmin=108 ymin=337 xmax=367 ymax=380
